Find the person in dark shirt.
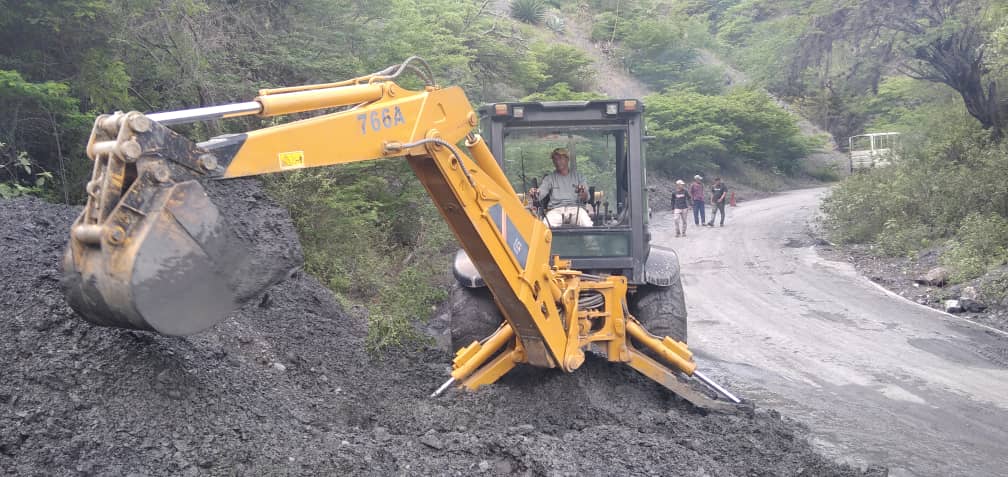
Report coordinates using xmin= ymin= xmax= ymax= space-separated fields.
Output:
xmin=707 ymin=177 xmax=728 ymax=227
xmin=671 ymin=179 xmax=691 ymax=237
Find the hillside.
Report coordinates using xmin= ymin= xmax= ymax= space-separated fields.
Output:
xmin=511 ymin=3 xmax=846 ymax=196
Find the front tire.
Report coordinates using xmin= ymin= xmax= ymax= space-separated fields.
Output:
xmin=448 ymin=284 xmax=504 ymax=350
xmin=629 ymin=280 xmax=687 ymax=343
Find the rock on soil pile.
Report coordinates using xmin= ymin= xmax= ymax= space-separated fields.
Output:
xmin=1 ymin=179 xmax=885 ymax=476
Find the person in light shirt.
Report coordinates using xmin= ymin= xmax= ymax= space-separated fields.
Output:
xmin=528 ymin=147 xmax=593 ymax=227
xmin=671 ymin=179 xmax=691 ymax=237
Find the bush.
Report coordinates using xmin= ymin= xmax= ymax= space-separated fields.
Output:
xmin=876 ymin=219 xmax=932 ymax=257
xmin=0 ymin=146 xmax=53 ymax=198
xmin=979 ymin=269 xmax=1008 ymax=303
xmin=264 ymin=161 xmax=454 ymax=353
xmin=368 ymin=267 xmax=447 ymax=352
xmin=0 ymin=70 xmax=90 ymax=203
xmin=805 ymin=164 xmax=840 ymax=182
xmin=714 ymin=9 xmax=803 ymax=95
xmin=821 ymin=105 xmax=1008 ymax=252
xmin=645 ymin=88 xmax=814 ymax=178
xmin=941 ymin=213 xmax=1008 ymax=282
xmin=522 ymin=82 xmax=605 ymax=101
xmin=822 ymin=104 xmax=1008 ymax=283
xmin=510 ymin=0 xmax=547 ymax=25
xmin=590 ymin=11 xmax=628 ymax=43
xmin=532 ymin=43 xmax=596 ymax=92
xmin=619 ymin=16 xmax=719 ymax=93
xmin=545 ymin=14 xmax=566 ymax=34
xmin=820 ymin=169 xmax=897 ymax=243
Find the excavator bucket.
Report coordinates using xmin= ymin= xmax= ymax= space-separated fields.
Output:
xmin=61 ymin=112 xmax=247 ymax=335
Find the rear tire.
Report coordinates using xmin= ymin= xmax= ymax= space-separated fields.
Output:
xmin=629 ymin=280 xmax=687 ymax=343
xmin=449 ymin=284 xmax=504 ymax=350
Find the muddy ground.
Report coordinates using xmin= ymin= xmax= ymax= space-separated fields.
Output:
xmin=1 ymin=180 xmax=885 ymax=476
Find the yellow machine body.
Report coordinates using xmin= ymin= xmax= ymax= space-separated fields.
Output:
xmin=62 ymin=60 xmax=738 ymax=409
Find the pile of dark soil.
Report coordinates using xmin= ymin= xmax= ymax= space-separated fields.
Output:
xmin=1 ymin=180 xmax=885 ymax=476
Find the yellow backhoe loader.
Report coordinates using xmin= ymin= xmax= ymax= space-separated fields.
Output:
xmin=62 ymin=58 xmax=742 ymax=410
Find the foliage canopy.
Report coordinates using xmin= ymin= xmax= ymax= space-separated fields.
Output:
xmin=646 ymin=88 xmax=815 ymax=177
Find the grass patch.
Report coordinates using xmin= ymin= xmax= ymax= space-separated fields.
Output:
xmin=729 ymin=162 xmax=790 ymax=192
xmin=941 ymin=213 xmax=1008 ymax=282
xmin=804 ymin=164 xmax=841 ymax=182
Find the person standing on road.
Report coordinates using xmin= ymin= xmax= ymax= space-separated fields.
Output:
xmin=689 ymin=174 xmax=705 ymax=226
xmin=707 ymin=177 xmax=728 ymax=227
xmin=671 ymin=179 xmax=691 ymax=237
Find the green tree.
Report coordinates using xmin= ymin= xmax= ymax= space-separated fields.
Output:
xmin=522 ymin=82 xmax=606 ymax=101
xmin=0 ymin=70 xmax=90 ymax=202
xmin=789 ymin=0 xmax=1008 ymax=138
xmin=532 ymin=43 xmax=596 ymax=91
xmin=620 ymin=16 xmax=718 ymax=93
xmin=887 ymin=1 xmax=1007 ymax=138
xmin=645 ymin=88 xmax=813 ymax=176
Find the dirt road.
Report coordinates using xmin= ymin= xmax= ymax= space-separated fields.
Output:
xmin=653 ymin=187 xmax=1008 ymax=476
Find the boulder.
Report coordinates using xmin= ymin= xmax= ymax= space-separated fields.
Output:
xmin=959 ymin=298 xmax=987 ymax=313
xmin=944 ymin=299 xmax=963 ymax=313
xmin=419 ymin=431 xmax=443 ymax=450
xmin=915 ymin=267 xmax=949 ymax=287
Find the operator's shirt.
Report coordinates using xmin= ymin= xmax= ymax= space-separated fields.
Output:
xmin=539 ymin=171 xmax=588 ymax=208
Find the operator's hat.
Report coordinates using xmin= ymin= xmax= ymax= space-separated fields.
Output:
xmin=675 ymin=179 xmax=685 ymax=185
xmin=694 ymin=174 xmax=702 ymax=180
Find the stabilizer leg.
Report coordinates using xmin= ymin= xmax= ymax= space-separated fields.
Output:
xmin=624 ymin=349 xmax=740 ymax=412
xmin=432 ymin=323 xmax=523 ymax=397
xmin=460 ymin=348 xmax=520 ymax=391
xmin=622 ymin=318 xmax=747 ymax=412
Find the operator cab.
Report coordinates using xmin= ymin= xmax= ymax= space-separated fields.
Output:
xmin=477 ymin=100 xmax=650 ymax=281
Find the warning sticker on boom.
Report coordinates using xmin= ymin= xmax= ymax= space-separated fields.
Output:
xmin=278 ymin=151 xmax=305 ymax=169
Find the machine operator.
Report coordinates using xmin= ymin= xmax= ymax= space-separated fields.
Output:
xmin=527 ymin=147 xmax=593 ymax=227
